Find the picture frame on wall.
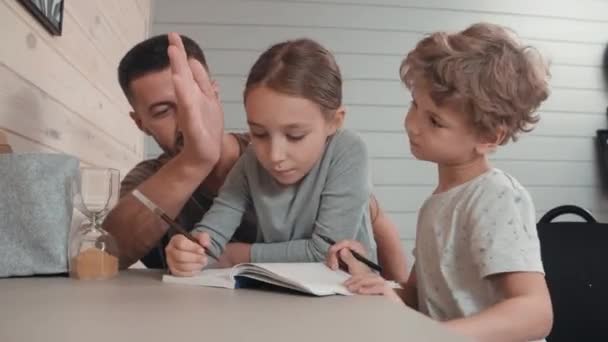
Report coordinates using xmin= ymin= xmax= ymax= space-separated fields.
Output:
xmin=17 ymin=0 xmax=64 ymax=36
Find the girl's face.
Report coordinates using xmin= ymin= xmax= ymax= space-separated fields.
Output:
xmin=245 ymin=86 xmax=343 ymax=185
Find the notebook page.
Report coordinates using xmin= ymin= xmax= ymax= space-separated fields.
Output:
xmin=162 ymin=268 xmax=235 ymax=289
xmin=234 ymin=263 xmax=352 ymax=296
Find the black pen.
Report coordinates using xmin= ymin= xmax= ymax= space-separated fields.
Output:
xmin=318 ymin=234 xmax=383 ymax=273
xmin=132 ymin=189 xmax=219 ymax=261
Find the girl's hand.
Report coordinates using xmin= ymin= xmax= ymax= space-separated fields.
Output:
xmin=326 ymin=240 xmax=371 ymax=276
xmin=165 ymin=232 xmax=211 ymax=276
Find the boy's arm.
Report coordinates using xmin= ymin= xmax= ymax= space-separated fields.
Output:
xmin=369 ymin=195 xmax=409 ymax=283
xmin=398 ymin=267 xmax=418 ymax=309
xmin=331 ymin=246 xmax=418 ymax=309
xmin=452 ymin=178 xmax=550 ymax=341
xmin=443 ymin=272 xmax=553 ymax=342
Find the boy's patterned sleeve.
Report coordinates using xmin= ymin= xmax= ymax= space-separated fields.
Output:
xmin=468 ymin=182 xmax=544 ymax=278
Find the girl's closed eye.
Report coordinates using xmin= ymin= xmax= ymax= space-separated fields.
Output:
xmin=286 ymin=133 xmax=307 ymax=141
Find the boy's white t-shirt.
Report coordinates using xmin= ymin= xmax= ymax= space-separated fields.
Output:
xmin=414 ymin=168 xmax=545 ymax=321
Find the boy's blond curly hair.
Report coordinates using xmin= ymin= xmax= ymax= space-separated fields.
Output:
xmin=401 ymin=23 xmax=550 ymax=143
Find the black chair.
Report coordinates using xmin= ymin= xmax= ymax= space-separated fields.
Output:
xmin=537 ymin=205 xmax=608 ymax=341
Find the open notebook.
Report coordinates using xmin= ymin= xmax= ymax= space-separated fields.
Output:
xmin=162 ymin=262 xmax=352 ymax=296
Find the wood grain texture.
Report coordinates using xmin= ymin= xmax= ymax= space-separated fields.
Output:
xmin=2 ymin=0 xmax=152 ymax=175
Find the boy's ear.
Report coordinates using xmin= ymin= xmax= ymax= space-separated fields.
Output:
xmin=129 ymin=111 xmax=151 ymax=135
xmin=475 ymin=127 xmax=507 ymax=155
xmin=475 ymin=141 xmax=498 ymax=155
xmin=329 ymin=106 xmax=346 ymax=133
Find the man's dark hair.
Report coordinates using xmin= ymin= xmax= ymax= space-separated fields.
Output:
xmin=118 ymin=34 xmax=208 ymax=101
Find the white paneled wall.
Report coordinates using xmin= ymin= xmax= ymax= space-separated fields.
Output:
xmin=150 ymin=0 xmax=608 ymax=261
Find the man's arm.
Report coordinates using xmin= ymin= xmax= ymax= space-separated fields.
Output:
xmin=104 ymin=134 xmax=240 ymax=269
xmin=443 ymin=272 xmax=553 ymax=342
xmin=369 ymin=195 xmax=409 ymax=283
xmin=104 ymin=33 xmax=235 ymax=269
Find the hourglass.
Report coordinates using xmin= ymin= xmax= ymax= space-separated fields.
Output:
xmin=68 ymin=167 xmax=120 ymax=280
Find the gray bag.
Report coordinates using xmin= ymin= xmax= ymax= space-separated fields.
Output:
xmin=0 ymin=153 xmax=79 ymax=277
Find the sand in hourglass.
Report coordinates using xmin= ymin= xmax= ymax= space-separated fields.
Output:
xmin=70 ymin=248 xmax=118 ymax=280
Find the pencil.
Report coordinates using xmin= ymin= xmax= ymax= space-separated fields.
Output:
xmin=154 ymin=209 xmax=220 ymax=261
xmin=318 ymin=234 xmax=383 ymax=273
xmin=131 ymin=189 xmax=219 ymax=261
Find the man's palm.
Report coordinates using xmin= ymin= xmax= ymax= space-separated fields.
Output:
xmin=167 ymin=32 xmax=224 ymax=165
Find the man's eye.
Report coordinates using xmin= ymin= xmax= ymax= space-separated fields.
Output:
xmin=152 ymin=108 xmax=171 ymax=118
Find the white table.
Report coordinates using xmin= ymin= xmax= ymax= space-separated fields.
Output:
xmin=0 ymin=270 xmax=468 ymax=342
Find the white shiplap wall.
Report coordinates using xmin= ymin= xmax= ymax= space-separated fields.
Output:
xmin=150 ymin=0 xmax=608 ymax=260
xmin=0 ymin=0 xmax=151 ymax=176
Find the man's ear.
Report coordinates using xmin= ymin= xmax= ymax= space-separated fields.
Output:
xmin=129 ymin=111 xmax=150 ymax=135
